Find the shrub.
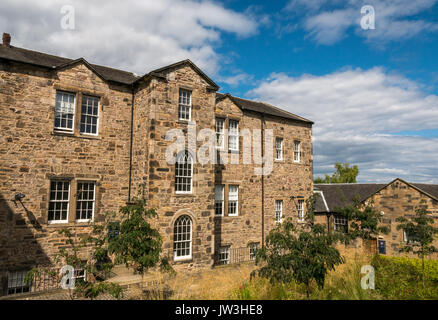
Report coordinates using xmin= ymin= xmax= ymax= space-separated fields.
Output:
xmin=372 ymin=255 xmax=438 ymax=299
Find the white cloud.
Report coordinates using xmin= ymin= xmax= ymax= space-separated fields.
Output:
xmin=218 ymin=73 xmax=254 ymax=87
xmin=285 ymin=0 xmax=438 ymax=45
xmin=0 ymin=0 xmax=258 ymax=75
xmin=248 ymin=68 xmax=438 ymax=183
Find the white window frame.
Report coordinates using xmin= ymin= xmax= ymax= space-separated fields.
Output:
xmin=218 ymin=246 xmax=230 ymax=265
xmin=275 ymin=200 xmax=283 ymax=223
xmin=48 ymin=180 xmax=70 ymax=224
xmin=75 ymin=181 xmax=96 ymax=222
xmin=178 ymin=88 xmax=191 ymax=121
xmin=334 ymin=215 xmax=348 ymax=232
xmin=173 ymin=215 xmax=193 ymax=261
xmin=297 ymin=199 xmax=305 ymax=222
xmin=275 ymin=138 xmax=283 ymax=161
xmin=80 ymin=95 xmax=100 ymax=136
xmin=403 ymin=229 xmax=420 ymax=244
xmin=215 ymin=185 xmax=224 ymax=216
xmin=215 ymin=118 xmax=225 ymax=149
xmin=54 ymin=91 xmax=75 ymax=132
xmin=7 ymin=270 xmax=31 ymax=295
xmin=228 ymin=185 xmax=239 ymax=216
xmin=294 ymin=140 xmax=301 ymax=163
xmin=228 ymin=120 xmax=239 ymax=151
xmin=175 ymin=151 xmax=193 ymax=194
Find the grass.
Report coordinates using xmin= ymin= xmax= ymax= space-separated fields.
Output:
xmin=124 ymin=253 xmax=438 ymax=300
xmin=229 ymin=253 xmax=382 ymax=300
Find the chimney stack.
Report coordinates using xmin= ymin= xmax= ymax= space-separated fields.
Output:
xmin=2 ymin=33 xmax=11 ymax=47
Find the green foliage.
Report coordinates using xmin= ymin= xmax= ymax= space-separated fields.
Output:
xmin=108 ymin=196 xmax=173 ymax=276
xmin=314 ymin=162 xmax=359 ymax=184
xmin=253 ymin=196 xmax=344 ymax=298
xmin=372 ymin=255 xmax=438 ymax=299
xmin=76 ymin=281 xmax=124 ymax=300
xmin=232 ymin=255 xmax=380 ymax=300
xmin=395 ymin=201 xmax=438 ymax=286
xmin=396 ymin=202 xmax=438 ymax=257
xmin=335 ymin=198 xmax=389 ymax=242
xmin=26 ymin=211 xmax=123 ymax=300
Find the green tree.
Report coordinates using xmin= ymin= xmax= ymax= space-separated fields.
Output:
xmin=108 ymin=195 xmax=173 ymax=277
xmin=314 ymin=162 xmax=359 ymax=184
xmin=396 ymin=201 xmax=438 ymax=287
xmin=253 ymin=196 xmax=344 ymax=298
xmin=25 ymin=213 xmax=123 ymax=300
xmin=335 ymin=198 xmax=389 ymax=243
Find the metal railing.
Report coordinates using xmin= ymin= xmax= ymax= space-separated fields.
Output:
xmin=4 ymin=267 xmax=61 ymax=297
xmin=213 ymin=247 xmax=255 ymax=266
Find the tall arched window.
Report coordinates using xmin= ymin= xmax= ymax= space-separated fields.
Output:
xmin=173 ymin=215 xmax=192 ymax=260
xmin=175 ymin=151 xmax=193 ymax=194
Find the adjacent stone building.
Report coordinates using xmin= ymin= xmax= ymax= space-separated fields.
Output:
xmin=314 ymin=178 xmax=438 ymax=257
xmin=0 ymin=34 xmax=313 ymax=295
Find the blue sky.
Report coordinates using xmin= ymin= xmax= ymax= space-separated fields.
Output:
xmin=2 ymin=0 xmax=438 ymax=182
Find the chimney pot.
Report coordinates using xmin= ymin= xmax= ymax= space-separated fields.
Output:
xmin=2 ymin=33 xmax=11 ymax=47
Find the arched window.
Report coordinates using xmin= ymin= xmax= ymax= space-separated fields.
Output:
xmin=173 ymin=215 xmax=192 ymax=260
xmin=175 ymin=151 xmax=193 ymax=194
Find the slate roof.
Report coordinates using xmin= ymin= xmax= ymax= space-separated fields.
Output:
xmin=0 ymin=46 xmax=220 ymax=88
xmin=411 ymin=183 xmax=438 ymax=200
xmin=0 ymin=45 xmax=139 ymax=85
xmin=314 ymin=180 xmax=438 ymax=213
xmin=216 ymin=93 xmax=313 ymax=124
xmin=0 ymin=43 xmax=311 ymax=123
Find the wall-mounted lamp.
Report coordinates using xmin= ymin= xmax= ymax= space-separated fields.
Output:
xmin=12 ymin=193 xmax=25 ymax=207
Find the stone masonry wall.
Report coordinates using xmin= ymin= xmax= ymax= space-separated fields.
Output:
xmin=367 ymin=179 xmax=438 ymax=257
xmin=0 ymin=61 xmax=133 ymax=281
xmin=214 ymin=97 xmax=313 ymax=256
xmin=0 ymin=58 xmax=314 ymax=286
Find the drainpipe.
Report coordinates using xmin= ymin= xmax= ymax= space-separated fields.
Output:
xmin=261 ymin=112 xmax=265 ymax=248
xmin=128 ymin=86 xmax=135 ymax=202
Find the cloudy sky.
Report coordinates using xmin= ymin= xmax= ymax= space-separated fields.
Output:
xmin=2 ymin=0 xmax=438 ymax=183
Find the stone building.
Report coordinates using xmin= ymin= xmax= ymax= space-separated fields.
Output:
xmin=314 ymin=178 xmax=438 ymax=257
xmin=0 ymin=34 xmax=313 ymax=295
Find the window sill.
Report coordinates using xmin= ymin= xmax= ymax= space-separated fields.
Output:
xmin=52 ymin=131 xmax=101 ymax=140
xmin=173 ymin=257 xmax=193 ymax=263
xmin=52 ymin=130 xmax=74 ymax=137
xmin=47 ymin=221 xmax=94 ymax=228
xmin=78 ymin=134 xmax=101 ymax=140
xmin=228 ymin=149 xmax=239 ymax=154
